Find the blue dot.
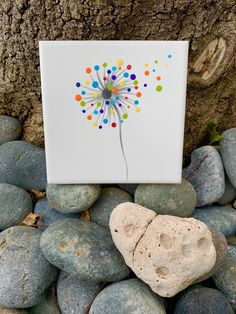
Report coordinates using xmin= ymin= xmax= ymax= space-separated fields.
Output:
xmin=112 ymin=66 xmax=117 ymax=71
xmin=92 ymin=81 xmax=99 ymax=88
xmin=105 ymin=100 xmax=110 ymax=105
xmin=100 ymin=109 xmax=104 ymax=113
xmin=120 ymin=119 xmax=124 ymax=123
xmin=119 ymin=104 xmax=122 ymax=107
xmin=168 ymin=54 xmax=172 ymax=59
xmin=93 ymin=110 xmax=99 ymax=115
xmin=112 ymin=75 xmax=116 ymax=80
xmin=99 ymin=125 xmax=102 ymax=129
xmin=124 ymin=72 xmax=129 ymax=78
xmin=152 ymin=69 xmax=156 ymax=72
xmin=115 ymin=96 xmax=119 ymax=100
xmin=103 ymin=118 xmax=108 ymax=124
xmin=94 ymin=65 xmax=100 ymax=71
xmin=127 ymin=88 xmax=131 ymax=92
xmin=82 ymin=109 xmax=86 ymax=113
xmin=76 ymin=82 xmax=80 ymax=87
xmin=144 ymin=84 xmax=147 ymax=87
xmin=81 ymin=90 xmax=86 ymax=95
xmin=134 ymin=100 xmax=139 ymax=105
xmin=107 ymin=69 xmax=111 ymax=74
xmin=111 ymin=100 xmax=115 ymax=105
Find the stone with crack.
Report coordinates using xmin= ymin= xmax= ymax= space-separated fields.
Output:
xmin=109 ymin=202 xmax=227 ymax=297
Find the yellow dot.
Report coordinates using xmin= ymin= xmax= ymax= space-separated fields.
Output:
xmin=144 ymin=63 xmax=148 ymax=67
xmin=117 ymin=59 xmax=124 ymax=66
xmin=85 ymin=80 xmax=90 ymax=85
xmin=92 ymin=122 xmax=98 ymax=127
xmin=119 ymin=81 xmax=124 ymax=87
xmin=108 ymin=84 xmax=113 ymax=91
xmin=135 ymin=108 xmax=140 ymax=112
xmin=110 ymin=109 xmax=114 ymax=114
xmin=93 ymin=92 xmax=98 ymax=98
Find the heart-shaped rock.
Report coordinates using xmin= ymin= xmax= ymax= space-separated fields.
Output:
xmin=109 ymin=202 xmax=227 ymax=297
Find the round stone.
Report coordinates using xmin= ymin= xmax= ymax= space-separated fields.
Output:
xmin=183 ymin=146 xmax=225 ymax=207
xmin=57 ymin=271 xmax=101 ymax=314
xmin=28 ymin=287 xmax=60 ymax=314
xmin=0 ymin=183 xmax=32 ymax=230
xmin=193 ymin=206 xmax=236 ymax=237
xmin=34 ymin=197 xmax=80 ymax=231
xmin=134 ymin=179 xmax=196 ymax=217
xmin=0 ymin=141 xmax=47 ymax=191
xmin=0 ymin=226 xmax=58 ymax=308
xmin=174 ymin=286 xmax=234 ymax=314
xmin=90 ymin=187 xmax=133 ymax=228
xmin=118 ymin=184 xmax=138 ymax=196
xmin=89 ymin=278 xmax=166 ymax=314
xmin=40 ymin=218 xmax=130 ymax=282
xmin=220 ymin=128 xmax=236 ymax=188
xmin=0 ymin=115 xmax=22 ymax=145
xmin=213 ymin=245 xmax=236 ymax=311
xmin=218 ymin=174 xmax=236 ymax=205
xmin=46 ymin=184 xmax=101 ymax=214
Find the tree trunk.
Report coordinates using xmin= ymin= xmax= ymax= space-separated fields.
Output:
xmin=0 ymin=0 xmax=235 ymax=163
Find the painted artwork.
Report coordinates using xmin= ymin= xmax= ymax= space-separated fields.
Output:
xmin=39 ymin=41 xmax=188 ymax=183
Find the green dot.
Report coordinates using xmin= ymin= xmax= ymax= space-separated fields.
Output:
xmin=80 ymin=100 xmax=86 ymax=106
xmin=123 ymin=113 xmax=128 ymax=119
xmin=108 ymin=84 xmax=113 ymax=91
xmin=133 ymin=80 xmax=138 ymax=85
xmin=97 ymin=102 xmax=101 ymax=107
xmin=156 ymin=85 xmax=162 ymax=92
xmin=103 ymin=62 xmax=107 ymax=67
xmin=154 ymin=60 xmax=158 ymax=64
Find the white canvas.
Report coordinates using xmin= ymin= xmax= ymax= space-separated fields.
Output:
xmin=39 ymin=40 xmax=189 ymax=184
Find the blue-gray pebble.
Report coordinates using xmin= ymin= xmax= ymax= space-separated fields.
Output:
xmin=90 ymin=187 xmax=132 ymax=227
xmin=193 ymin=206 xmax=236 ymax=237
xmin=40 ymin=218 xmax=130 ymax=282
xmin=213 ymin=245 xmax=236 ymax=311
xmin=118 ymin=184 xmax=138 ymax=196
xmin=0 ymin=141 xmax=47 ymax=190
xmin=220 ymin=128 xmax=236 ymax=189
xmin=0 ymin=115 xmax=22 ymax=145
xmin=28 ymin=287 xmax=60 ymax=314
xmin=134 ymin=179 xmax=196 ymax=217
xmin=0 ymin=226 xmax=58 ymax=308
xmin=89 ymin=278 xmax=166 ymax=314
xmin=0 ymin=183 xmax=32 ymax=230
xmin=34 ymin=197 xmax=80 ymax=230
xmin=46 ymin=184 xmax=101 ymax=214
xmin=174 ymin=286 xmax=233 ymax=314
xmin=57 ymin=271 xmax=101 ymax=314
xmin=183 ymin=146 xmax=225 ymax=207
xmin=218 ymin=173 xmax=236 ymax=205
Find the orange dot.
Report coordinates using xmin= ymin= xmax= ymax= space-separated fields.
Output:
xmin=156 ymin=76 xmax=161 ymax=81
xmin=118 ymin=67 xmax=122 ymax=70
xmin=136 ymin=92 xmax=142 ymax=97
xmin=87 ymin=115 xmax=92 ymax=120
xmin=86 ymin=67 xmax=92 ymax=74
xmin=127 ymin=105 xmax=130 ymax=108
xmin=144 ymin=70 xmax=150 ymax=76
xmin=75 ymin=94 xmax=82 ymax=101
xmin=113 ymin=87 xmax=118 ymax=94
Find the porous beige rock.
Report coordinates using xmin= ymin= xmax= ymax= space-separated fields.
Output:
xmin=109 ymin=202 xmax=225 ymax=297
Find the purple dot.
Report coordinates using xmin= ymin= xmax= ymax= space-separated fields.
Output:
xmin=144 ymin=83 xmax=147 ymax=87
xmin=100 ymin=109 xmax=104 ymax=113
xmin=112 ymin=75 xmax=116 ymax=80
xmin=130 ymin=74 xmax=136 ymax=80
xmin=99 ymin=125 xmax=102 ymax=129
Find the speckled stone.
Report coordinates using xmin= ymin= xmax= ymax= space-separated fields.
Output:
xmin=0 ymin=183 xmax=32 ymax=230
xmin=134 ymin=179 xmax=196 ymax=217
xmin=0 ymin=226 xmax=58 ymax=308
xmin=57 ymin=271 xmax=101 ymax=314
xmin=40 ymin=218 xmax=130 ymax=282
xmin=213 ymin=245 xmax=236 ymax=311
xmin=193 ymin=206 xmax=236 ymax=237
xmin=28 ymin=287 xmax=60 ymax=314
xmin=46 ymin=184 xmax=101 ymax=214
xmin=118 ymin=184 xmax=138 ymax=196
xmin=174 ymin=286 xmax=234 ymax=314
xmin=0 ymin=115 xmax=22 ymax=145
xmin=0 ymin=141 xmax=47 ymax=190
xmin=90 ymin=187 xmax=133 ymax=227
xmin=220 ymin=128 xmax=236 ymax=188
xmin=183 ymin=146 xmax=225 ymax=207
xmin=34 ymin=197 xmax=80 ymax=231
xmin=89 ymin=278 xmax=166 ymax=314
xmin=218 ymin=174 xmax=236 ymax=205
xmin=0 ymin=307 xmax=28 ymax=314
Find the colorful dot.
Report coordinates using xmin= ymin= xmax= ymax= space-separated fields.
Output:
xmin=156 ymin=76 xmax=161 ymax=81
xmin=127 ymin=105 xmax=130 ymax=108
xmin=81 ymin=90 xmax=86 ymax=95
xmin=144 ymin=63 xmax=148 ymax=67
xmin=127 ymin=88 xmax=131 ymax=92
xmin=134 ymin=100 xmax=139 ymax=104
xmin=75 ymin=94 xmax=82 ymax=101
xmin=156 ymin=85 xmax=163 ymax=92
xmin=136 ymin=92 xmax=142 ymax=97
xmin=92 ymin=122 xmax=98 ymax=127
xmin=144 ymin=83 xmax=147 ymax=87
xmin=112 ymin=66 xmax=117 ymax=71
xmin=154 ymin=60 xmax=158 ymax=64
xmin=105 ymin=100 xmax=110 ymax=105
xmin=120 ymin=119 xmax=124 ymax=123
xmin=134 ymin=86 xmax=138 ymax=89
xmin=76 ymin=82 xmax=80 ymax=87
xmin=110 ymin=109 xmax=115 ymax=114
xmin=117 ymin=59 xmax=123 ymax=66
xmin=99 ymin=125 xmax=102 ymax=129
xmin=111 ymin=122 xmax=117 ymax=128
xmin=111 ymin=75 xmax=116 ymax=80
xmin=103 ymin=118 xmax=108 ymax=124
xmin=119 ymin=81 xmax=124 ymax=87
xmin=119 ymin=104 xmax=122 ymax=107
xmin=115 ymin=96 xmax=119 ymax=100
xmin=113 ymin=87 xmax=118 ymax=94
xmin=94 ymin=65 xmax=100 ymax=71
xmin=124 ymin=72 xmax=129 ymax=78
xmin=103 ymin=62 xmax=107 ymax=67
xmin=92 ymin=81 xmax=99 ymax=88
xmin=168 ymin=54 xmax=172 ymax=59
xmin=87 ymin=115 xmax=92 ymax=120
xmin=103 ymin=77 xmax=107 ymax=81
xmin=108 ymin=84 xmax=113 ymax=91
xmin=100 ymin=109 xmax=104 ymax=113
xmin=86 ymin=67 xmax=92 ymax=74
xmin=144 ymin=71 xmax=149 ymax=76
xmin=80 ymin=101 xmax=86 ymax=106
xmin=152 ymin=69 xmax=156 ymax=72
xmin=85 ymin=80 xmax=90 ymax=85
xmin=91 ymin=104 xmax=94 ymax=107
xmin=82 ymin=109 xmax=86 ymax=113
xmin=130 ymin=74 xmax=136 ymax=80
xmin=111 ymin=100 xmax=115 ymax=105
xmin=107 ymin=69 xmax=111 ymax=74
xmin=135 ymin=108 xmax=140 ymax=112
xmin=123 ymin=113 xmax=128 ymax=119
xmin=133 ymin=80 xmax=138 ymax=85
xmin=97 ymin=102 xmax=101 ymax=107
xmin=93 ymin=110 xmax=99 ymax=115
xmin=127 ymin=65 xmax=132 ymax=70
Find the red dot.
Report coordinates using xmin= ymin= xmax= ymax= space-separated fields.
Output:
xmin=144 ymin=70 xmax=150 ymax=76
xmin=125 ymin=96 xmax=128 ymax=99
xmin=111 ymin=122 xmax=117 ymax=128
xmin=103 ymin=77 xmax=107 ymax=81
xmin=127 ymin=65 xmax=132 ymax=70
xmin=134 ymin=86 xmax=138 ymax=89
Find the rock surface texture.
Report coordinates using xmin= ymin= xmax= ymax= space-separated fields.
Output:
xmin=109 ymin=202 xmax=227 ymax=297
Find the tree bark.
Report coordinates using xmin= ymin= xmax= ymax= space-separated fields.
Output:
xmin=0 ymin=0 xmax=235 ymax=163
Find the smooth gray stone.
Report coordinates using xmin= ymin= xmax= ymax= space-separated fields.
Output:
xmin=193 ymin=206 xmax=236 ymax=237
xmin=90 ymin=187 xmax=132 ymax=228
xmin=89 ymin=278 xmax=166 ymax=314
xmin=40 ymin=218 xmax=130 ymax=282
xmin=213 ymin=245 xmax=236 ymax=311
xmin=0 ymin=226 xmax=58 ymax=308
xmin=174 ymin=286 xmax=233 ymax=314
xmin=28 ymin=287 xmax=60 ymax=314
xmin=0 ymin=141 xmax=47 ymax=190
xmin=183 ymin=146 xmax=225 ymax=207
xmin=0 ymin=183 xmax=32 ymax=230
xmin=46 ymin=184 xmax=101 ymax=214
xmin=0 ymin=115 xmax=22 ymax=145
xmin=118 ymin=184 xmax=138 ymax=196
xmin=220 ymin=128 xmax=236 ymax=188
xmin=57 ymin=271 xmax=101 ymax=314
xmin=34 ymin=197 xmax=80 ymax=231
xmin=218 ymin=173 xmax=236 ymax=205
xmin=134 ymin=179 xmax=196 ymax=217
